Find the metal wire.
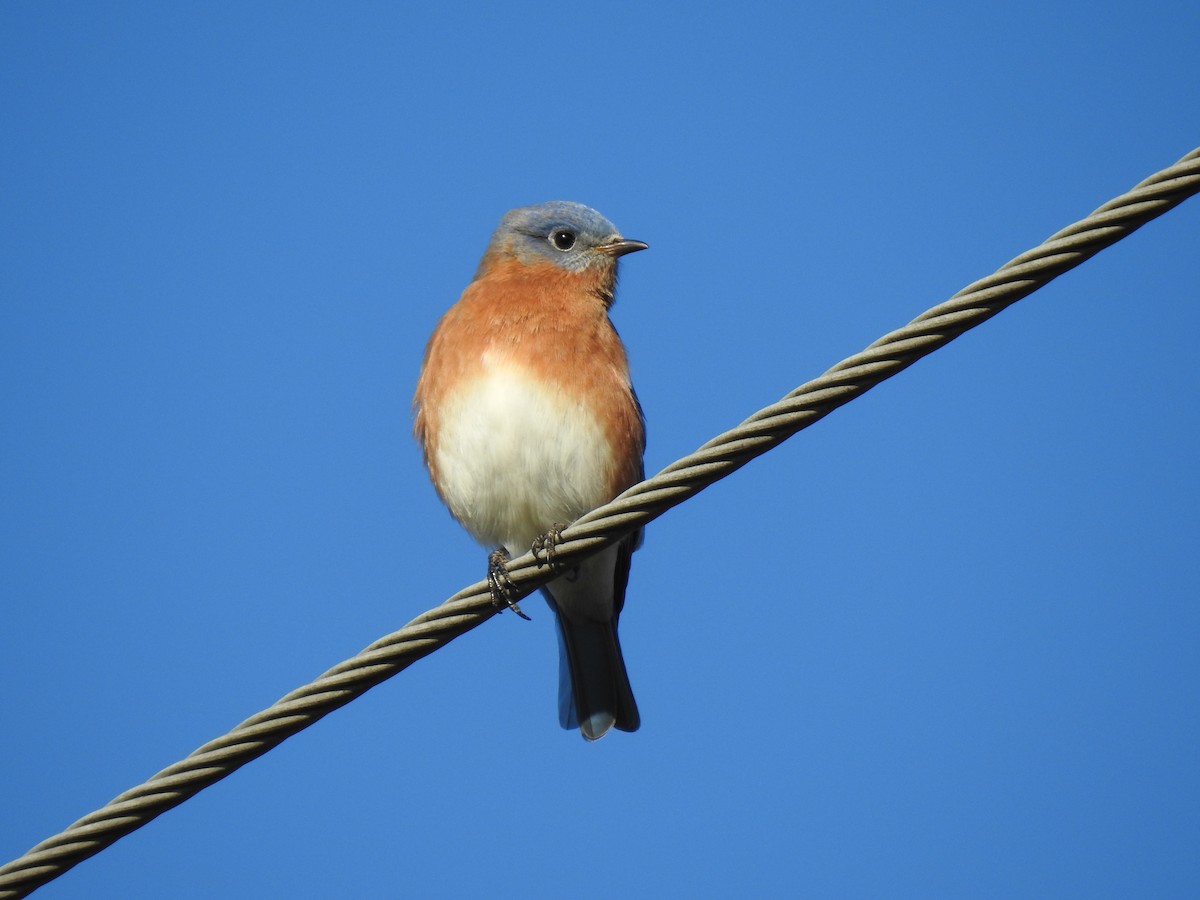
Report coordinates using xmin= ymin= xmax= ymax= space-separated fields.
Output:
xmin=2 ymin=146 xmax=1197 ymax=899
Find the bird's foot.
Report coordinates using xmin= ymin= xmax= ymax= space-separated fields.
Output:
xmin=531 ymin=522 xmax=568 ymax=568
xmin=487 ymin=549 xmax=531 ymax=620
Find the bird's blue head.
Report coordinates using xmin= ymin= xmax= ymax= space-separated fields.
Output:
xmin=483 ymin=201 xmax=647 ymax=275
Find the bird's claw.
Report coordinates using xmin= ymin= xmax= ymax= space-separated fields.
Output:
xmin=532 ymin=522 xmax=568 ymax=568
xmin=487 ymin=549 xmax=531 ymax=620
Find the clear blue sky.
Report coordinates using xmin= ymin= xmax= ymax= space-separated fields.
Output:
xmin=3 ymin=3 xmax=1198 ymax=898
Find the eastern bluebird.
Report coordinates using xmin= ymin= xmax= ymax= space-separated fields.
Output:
xmin=413 ymin=201 xmax=647 ymax=741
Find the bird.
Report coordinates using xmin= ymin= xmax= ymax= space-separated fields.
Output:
xmin=413 ymin=201 xmax=647 ymax=741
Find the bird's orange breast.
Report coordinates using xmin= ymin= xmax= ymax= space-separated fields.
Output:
xmin=414 ymin=257 xmax=644 ymax=510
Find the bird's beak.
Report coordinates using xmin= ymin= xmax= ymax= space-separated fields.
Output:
xmin=595 ymin=238 xmax=649 ymax=258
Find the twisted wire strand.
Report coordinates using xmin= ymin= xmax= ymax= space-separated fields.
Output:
xmin=2 ymin=147 xmax=1197 ymax=898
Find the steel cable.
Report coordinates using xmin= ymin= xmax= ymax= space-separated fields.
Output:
xmin=2 ymin=146 xmax=1197 ymax=898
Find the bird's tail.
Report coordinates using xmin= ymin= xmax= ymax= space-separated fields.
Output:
xmin=549 ymin=599 xmax=640 ymax=741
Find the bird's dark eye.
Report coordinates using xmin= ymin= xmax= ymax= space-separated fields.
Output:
xmin=550 ymin=229 xmax=576 ymax=251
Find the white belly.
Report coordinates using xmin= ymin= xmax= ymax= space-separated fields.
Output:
xmin=433 ymin=361 xmax=612 ymax=553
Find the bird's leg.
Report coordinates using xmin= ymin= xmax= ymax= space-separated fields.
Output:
xmin=531 ymin=522 xmax=569 ymax=568
xmin=487 ymin=549 xmax=531 ymax=620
